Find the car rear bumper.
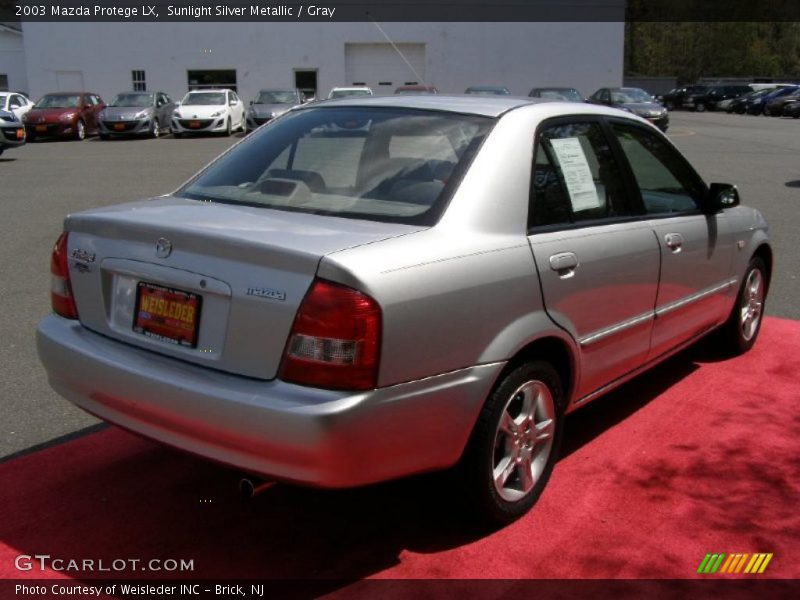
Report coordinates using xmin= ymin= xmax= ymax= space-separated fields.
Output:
xmin=37 ymin=314 xmax=501 ymax=488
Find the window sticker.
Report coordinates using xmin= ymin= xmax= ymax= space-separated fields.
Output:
xmin=549 ymin=137 xmax=601 ymax=211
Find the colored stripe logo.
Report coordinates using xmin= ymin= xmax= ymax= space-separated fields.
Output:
xmin=697 ymin=553 xmax=773 ymax=574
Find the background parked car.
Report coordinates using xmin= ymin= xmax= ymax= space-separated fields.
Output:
xmin=683 ymin=85 xmax=752 ymax=112
xmin=245 ymin=89 xmax=304 ymax=133
xmin=0 ymin=92 xmax=33 ymax=122
xmin=172 ymin=89 xmax=245 ymax=137
xmin=23 ymin=92 xmax=105 ymax=141
xmin=764 ymin=87 xmax=800 ymax=116
xmin=745 ymin=86 xmax=798 ymax=115
xmin=0 ymin=109 xmax=26 ymax=156
xmin=464 ymin=85 xmax=511 ymax=95
xmin=588 ymin=87 xmax=669 ymax=131
xmin=726 ymin=88 xmax=774 ymax=113
xmin=394 ymin=85 xmax=439 ymax=94
xmin=783 ymin=100 xmax=800 ymax=118
xmin=97 ymin=91 xmax=174 ymax=139
xmin=661 ymin=85 xmax=708 ymax=110
xmin=327 ymin=87 xmax=373 ymax=99
xmin=528 ymin=87 xmax=584 ymax=102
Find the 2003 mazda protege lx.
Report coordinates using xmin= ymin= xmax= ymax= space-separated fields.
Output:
xmin=37 ymin=96 xmax=771 ymax=523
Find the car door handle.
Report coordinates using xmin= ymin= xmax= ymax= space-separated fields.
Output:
xmin=665 ymin=233 xmax=683 ymax=252
xmin=549 ymin=252 xmax=579 ymax=277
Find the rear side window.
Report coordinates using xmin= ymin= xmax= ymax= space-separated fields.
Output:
xmin=611 ymin=122 xmax=705 ymax=215
xmin=529 ymin=120 xmax=633 ymax=228
xmin=179 ymin=107 xmax=493 ymax=225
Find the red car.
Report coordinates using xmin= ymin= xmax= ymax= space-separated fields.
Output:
xmin=24 ymin=92 xmax=105 ymax=141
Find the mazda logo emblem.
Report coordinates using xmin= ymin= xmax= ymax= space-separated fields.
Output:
xmin=155 ymin=238 xmax=172 ymax=258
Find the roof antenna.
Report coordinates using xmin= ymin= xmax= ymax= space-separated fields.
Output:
xmin=365 ymin=11 xmax=429 ymax=88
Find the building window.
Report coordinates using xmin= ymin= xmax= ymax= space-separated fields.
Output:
xmin=0 ymin=74 xmax=8 ymax=91
xmin=132 ymin=70 xmax=146 ymax=91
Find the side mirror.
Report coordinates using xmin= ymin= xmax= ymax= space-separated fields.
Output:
xmin=706 ymin=183 xmax=740 ymax=213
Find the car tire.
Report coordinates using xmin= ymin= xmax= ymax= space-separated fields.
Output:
xmin=665 ymin=101 xmax=674 ymax=110
xmin=457 ymin=361 xmax=564 ymax=525
xmin=75 ymin=120 xmax=86 ymax=141
xmin=695 ymin=102 xmax=706 ymax=112
xmin=719 ymin=256 xmax=767 ymax=355
xmin=225 ymin=118 xmax=232 ymax=137
xmin=151 ymin=119 xmax=161 ymax=138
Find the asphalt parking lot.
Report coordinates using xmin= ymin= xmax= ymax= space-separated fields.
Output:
xmin=1 ymin=111 xmax=798 ymax=458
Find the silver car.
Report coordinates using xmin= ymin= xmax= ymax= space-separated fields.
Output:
xmin=245 ymin=88 xmax=304 ymax=133
xmin=98 ymin=91 xmax=175 ymax=139
xmin=0 ymin=109 xmax=26 ymax=155
xmin=37 ymin=96 xmax=771 ymax=524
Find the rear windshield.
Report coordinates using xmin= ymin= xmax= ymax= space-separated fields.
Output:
xmin=178 ymin=107 xmax=494 ymax=225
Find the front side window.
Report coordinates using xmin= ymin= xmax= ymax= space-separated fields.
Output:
xmin=611 ymin=122 xmax=705 ymax=215
xmin=529 ymin=120 xmax=632 ymax=228
xmin=179 ymin=107 xmax=493 ymax=225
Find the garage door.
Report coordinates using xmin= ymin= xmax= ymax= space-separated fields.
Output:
xmin=344 ymin=43 xmax=426 ymax=95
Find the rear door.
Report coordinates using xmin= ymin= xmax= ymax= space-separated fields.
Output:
xmin=527 ymin=117 xmax=661 ymax=400
xmin=608 ymin=119 xmax=735 ymax=359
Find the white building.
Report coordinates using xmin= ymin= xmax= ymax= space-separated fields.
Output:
xmin=18 ymin=21 xmax=624 ymax=102
xmin=0 ymin=23 xmax=27 ymax=92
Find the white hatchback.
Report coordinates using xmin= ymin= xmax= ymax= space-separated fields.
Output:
xmin=171 ymin=89 xmax=245 ymax=136
xmin=0 ymin=92 xmax=33 ymax=122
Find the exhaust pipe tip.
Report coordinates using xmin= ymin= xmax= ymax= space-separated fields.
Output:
xmin=238 ymin=477 xmax=274 ymax=500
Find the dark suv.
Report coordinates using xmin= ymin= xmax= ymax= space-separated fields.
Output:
xmin=683 ymin=85 xmax=752 ymax=112
xmin=661 ymin=85 xmax=708 ymax=110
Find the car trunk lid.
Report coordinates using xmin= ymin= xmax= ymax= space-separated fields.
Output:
xmin=65 ymin=195 xmax=422 ymax=380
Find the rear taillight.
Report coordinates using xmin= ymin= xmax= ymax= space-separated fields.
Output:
xmin=50 ymin=232 xmax=79 ymax=320
xmin=279 ymin=279 xmax=381 ymax=391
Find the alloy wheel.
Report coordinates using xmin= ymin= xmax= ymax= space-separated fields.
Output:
xmin=492 ymin=379 xmax=556 ymax=502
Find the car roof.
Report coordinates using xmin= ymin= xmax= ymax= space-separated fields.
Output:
xmin=302 ymin=94 xmax=564 ymax=117
xmin=258 ymin=88 xmax=297 ymax=93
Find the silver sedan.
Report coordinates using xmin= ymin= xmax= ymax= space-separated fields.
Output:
xmin=37 ymin=96 xmax=771 ymax=524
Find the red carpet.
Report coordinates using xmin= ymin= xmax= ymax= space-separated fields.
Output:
xmin=1 ymin=317 xmax=799 ymax=584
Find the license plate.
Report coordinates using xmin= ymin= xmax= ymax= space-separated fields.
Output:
xmin=36 ymin=125 xmax=47 ymax=132
xmin=189 ymin=120 xmax=201 ymax=128
xmin=133 ymin=282 xmax=202 ymax=348
xmin=114 ymin=123 xmax=126 ymax=131
xmin=15 ymin=128 xmax=24 ymax=140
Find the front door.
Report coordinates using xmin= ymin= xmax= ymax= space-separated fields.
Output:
xmin=609 ymin=120 xmax=735 ymax=359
